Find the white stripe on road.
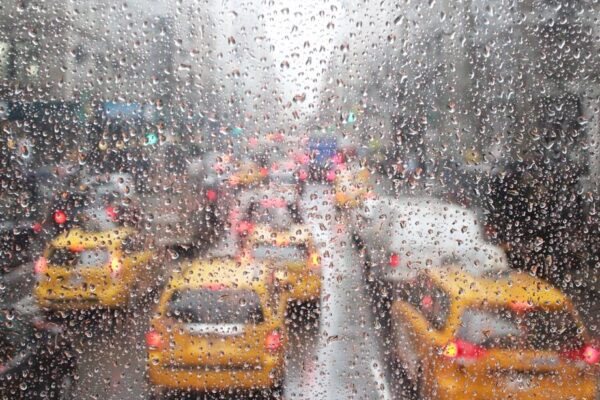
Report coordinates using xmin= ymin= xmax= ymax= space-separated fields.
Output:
xmin=371 ymin=359 xmax=393 ymax=400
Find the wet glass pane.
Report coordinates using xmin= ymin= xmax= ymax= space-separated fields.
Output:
xmin=0 ymin=0 xmax=599 ymax=399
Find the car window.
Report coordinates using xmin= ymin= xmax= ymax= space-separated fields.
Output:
xmin=47 ymin=247 xmax=78 ymax=266
xmin=76 ymin=248 xmax=110 ymax=268
xmin=458 ymin=307 xmax=584 ymax=352
xmin=167 ymin=289 xmax=264 ymax=324
xmin=251 ymin=244 xmax=308 ymax=262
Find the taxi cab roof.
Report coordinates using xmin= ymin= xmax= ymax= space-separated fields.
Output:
xmin=49 ymin=227 xmax=134 ymax=249
xmin=169 ymin=257 xmax=270 ymax=291
xmin=424 ymin=267 xmax=569 ymax=308
xmin=249 ymin=224 xmax=312 ymax=244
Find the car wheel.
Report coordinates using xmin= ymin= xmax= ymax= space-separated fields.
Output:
xmin=269 ymin=381 xmax=284 ymax=400
xmin=148 ymin=387 xmax=167 ymax=400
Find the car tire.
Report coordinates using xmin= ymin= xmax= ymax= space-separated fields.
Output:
xmin=270 ymin=381 xmax=284 ymax=400
xmin=148 ymin=387 xmax=167 ymax=400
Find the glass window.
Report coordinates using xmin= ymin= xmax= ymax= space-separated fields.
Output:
xmin=167 ymin=289 xmax=264 ymax=325
xmin=458 ymin=307 xmax=584 ymax=351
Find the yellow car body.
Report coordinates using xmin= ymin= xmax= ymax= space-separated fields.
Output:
xmin=229 ymin=160 xmax=267 ymax=187
xmin=391 ymin=268 xmax=599 ymax=400
xmin=245 ymin=224 xmax=321 ymax=302
xmin=334 ymin=165 xmax=371 ymax=208
xmin=146 ymin=258 xmax=288 ymax=393
xmin=34 ymin=227 xmax=157 ymax=310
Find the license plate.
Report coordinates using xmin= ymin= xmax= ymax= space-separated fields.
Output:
xmin=501 ymin=372 xmax=535 ymax=391
xmin=184 ymin=323 xmax=245 ymax=336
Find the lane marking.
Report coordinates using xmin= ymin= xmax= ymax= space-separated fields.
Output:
xmin=371 ymin=359 xmax=392 ymax=400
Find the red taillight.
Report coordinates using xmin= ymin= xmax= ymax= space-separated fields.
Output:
xmin=32 ymin=222 xmax=42 ymax=234
xmin=563 ymin=344 xmax=600 ymax=365
xmin=509 ymin=300 xmax=535 ymax=313
xmin=204 ymin=283 xmax=227 ymax=291
xmin=106 ymin=206 xmax=118 ymax=221
xmin=206 ymin=189 xmax=217 ymax=202
xmin=53 ymin=210 xmax=67 ymax=225
xmin=298 ymin=169 xmax=308 ymax=181
xmin=583 ymin=345 xmax=600 ymax=364
xmin=236 ymin=221 xmax=255 ymax=235
xmin=34 ymin=257 xmax=48 ymax=274
xmin=442 ymin=339 xmax=487 ymax=360
xmin=326 ymin=169 xmax=336 ymax=182
xmin=389 ymin=253 xmax=400 ymax=268
xmin=259 ymin=167 xmax=269 ymax=177
xmin=265 ymin=330 xmax=283 ymax=353
xmin=332 ymin=152 xmax=344 ymax=165
xmin=146 ymin=330 xmax=163 ymax=349
xmin=69 ymin=244 xmax=84 ymax=253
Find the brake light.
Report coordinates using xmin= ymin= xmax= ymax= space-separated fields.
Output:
xmin=204 ymin=283 xmax=227 ymax=291
xmin=236 ymin=221 xmax=255 ymax=235
xmin=298 ymin=169 xmax=308 ymax=181
xmin=260 ymin=198 xmax=287 ymax=208
xmin=69 ymin=244 xmax=84 ymax=253
xmin=32 ymin=222 xmax=42 ymax=234
xmin=206 ymin=189 xmax=217 ymax=202
xmin=509 ymin=301 xmax=535 ymax=313
xmin=34 ymin=257 xmax=48 ymax=274
xmin=563 ymin=344 xmax=600 ymax=365
xmin=332 ymin=152 xmax=344 ymax=165
xmin=106 ymin=206 xmax=118 ymax=221
xmin=259 ymin=167 xmax=269 ymax=177
xmin=442 ymin=339 xmax=486 ymax=360
xmin=326 ymin=169 xmax=336 ymax=182
xmin=389 ymin=253 xmax=400 ymax=268
xmin=265 ymin=330 xmax=283 ymax=353
xmin=53 ymin=210 xmax=67 ymax=225
xmin=146 ymin=330 xmax=163 ymax=349
xmin=109 ymin=257 xmax=123 ymax=277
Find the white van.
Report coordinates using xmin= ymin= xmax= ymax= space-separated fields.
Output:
xmin=353 ymin=196 xmax=508 ymax=282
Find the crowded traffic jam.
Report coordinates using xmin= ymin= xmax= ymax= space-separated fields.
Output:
xmin=1 ymin=0 xmax=600 ymax=399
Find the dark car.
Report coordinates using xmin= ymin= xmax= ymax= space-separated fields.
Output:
xmin=0 ymin=297 xmax=77 ymax=399
xmin=0 ymin=194 xmax=36 ymax=276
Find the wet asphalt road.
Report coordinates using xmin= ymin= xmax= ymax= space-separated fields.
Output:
xmin=34 ymin=183 xmax=400 ymax=400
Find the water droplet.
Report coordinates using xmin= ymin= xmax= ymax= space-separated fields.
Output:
xmin=447 ymin=101 xmax=457 ymax=113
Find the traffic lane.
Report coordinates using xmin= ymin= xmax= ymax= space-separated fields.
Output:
xmin=68 ymin=301 xmax=154 ymax=400
xmin=68 ymin=277 xmax=321 ymax=399
xmin=300 ymin=184 xmax=393 ymax=400
xmin=0 ymin=261 xmax=35 ymax=303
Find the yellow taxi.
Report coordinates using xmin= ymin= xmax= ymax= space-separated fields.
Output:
xmin=334 ymin=163 xmax=372 ymax=208
xmin=34 ymin=224 xmax=157 ymax=311
xmin=391 ymin=267 xmax=599 ymax=400
xmin=146 ymin=258 xmax=288 ymax=397
xmin=244 ymin=224 xmax=321 ymax=302
xmin=229 ymin=159 xmax=268 ymax=187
